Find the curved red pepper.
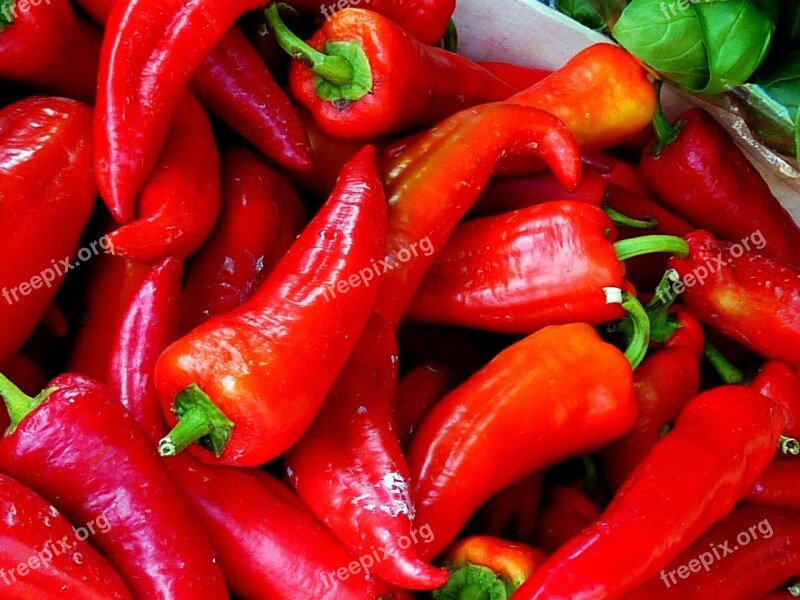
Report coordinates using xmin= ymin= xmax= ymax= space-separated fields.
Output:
xmin=105 ymin=91 xmax=220 ymax=264
xmin=408 ymin=323 xmax=637 ymax=558
xmin=472 ymin=471 xmax=544 ymax=543
xmin=284 ymin=0 xmax=454 ymax=45
xmin=406 ymin=201 xmax=627 ymax=333
xmin=0 ymin=0 xmax=100 ymax=103
xmin=0 ymin=373 xmax=228 ymax=599
xmin=514 ymin=386 xmax=785 ymax=600
xmin=376 ymin=102 xmax=581 ymax=329
xmin=181 ymin=146 xmax=306 ymax=333
xmin=155 ymin=146 xmax=387 ymax=466
xmin=393 ymin=362 xmax=455 ymax=449
xmin=749 ymin=361 xmax=800 ymax=440
xmin=479 ymin=61 xmax=552 ymax=91
xmin=668 ymin=230 xmax=800 ymax=368
xmin=0 ymin=97 xmax=96 ymax=366
xmin=582 ymin=152 xmax=649 ymax=195
xmin=286 ymin=315 xmax=447 ymax=590
xmin=272 ymin=6 xmax=514 ymax=140
xmin=532 ymin=485 xmax=601 ymax=553
xmin=745 ymin=460 xmax=800 ymax=512
xmin=95 ymin=0 xmax=266 ymax=223
xmin=0 ymin=472 xmax=132 ymax=599
xmin=625 ymin=507 xmax=800 ymax=599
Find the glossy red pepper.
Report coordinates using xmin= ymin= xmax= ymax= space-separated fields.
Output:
xmin=0 ymin=97 xmax=96 ymax=366
xmin=640 ymin=91 xmax=800 ymax=268
xmin=393 ymin=362 xmax=455 ymax=449
xmin=0 ymin=373 xmax=228 ymax=599
xmin=406 ymin=201 xmax=629 ymax=333
xmin=0 ymin=0 xmax=100 ymax=103
xmin=514 ymin=386 xmax=785 ymax=600
xmin=667 ymin=230 xmax=800 ymax=368
xmin=532 ymin=485 xmax=601 ymax=553
xmin=376 ymin=102 xmax=582 ymax=329
xmin=472 ymin=472 xmax=544 ymax=543
xmin=155 ymin=146 xmax=387 ymax=466
xmin=105 ymin=91 xmax=220 ymax=264
xmin=749 ymin=361 xmax=800 ymax=440
xmin=284 ymin=0 xmax=454 ymax=44
xmin=268 ymin=6 xmax=514 ymax=140
xmin=624 ymin=507 xmax=800 ymax=599
xmin=582 ymin=152 xmax=649 ymax=195
xmin=286 ymin=315 xmax=447 ymax=590
xmin=95 ymin=0 xmax=267 ymax=223
xmin=0 ymin=472 xmax=132 ymax=599
xmin=745 ymin=460 xmax=800 ymax=512
xmin=408 ymin=323 xmax=638 ymax=558
xmin=479 ymin=61 xmax=552 ymax=90
xmin=181 ymin=146 xmax=306 ymax=333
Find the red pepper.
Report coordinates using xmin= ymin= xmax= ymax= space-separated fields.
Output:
xmin=0 ymin=472 xmax=132 ymax=599
xmin=95 ymin=0 xmax=267 ymax=223
xmin=745 ymin=460 xmax=800 ymax=512
xmin=1 ymin=353 xmax=45 ymax=398
xmin=268 ymin=5 xmax=515 ymax=139
xmin=180 ymin=146 xmax=306 ymax=333
xmin=532 ymin=485 xmax=601 ymax=553
xmin=155 ymin=146 xmax=387 ymax=466
xmin=393 ymin=362 xmax=455 ymax=449
xmin=640 ymin=88 xmax=800 ymax=268
xmin=582 ymin=152 xmax=649 ymax=195
xmin=667 ymin=230 xmax=800 ymax=368
xmin=470 ymin=170 xmax=607 ymax=218
xmin=472 ymin=471 xmax=544 ymax=543
xmin=286 ymin=315 xmax=447 ymax=590
xmin=435 ymin=536 xmax=547 ymax=598
xmin=284 ymin=0 xmax=454 ymax=45
xmin=406 ymin=201 xmax=630 ymax=333
xmin=408 ymin=323 xmax=638 ymax=558
xmin=624 ymin=506 xmax=800 ymax=599
xmin=375 ymin=102 xmax=581 ymax=329
xmin=0 ymin=0 xmax=100 ymax=103
xmin=748 ymin=361 xmax=800 ymax=440
xmin=514 ymin=386 xmax=785 ymax=600
xmin=479 ymin=61 xmax=552 ymax=90
xmin=0 ymin=97 xmax=96 ymax=366
xmin=104 ymin=91 xmax=220 ymax=264
xmin=0 ymin=373 xmax=228 ymax=599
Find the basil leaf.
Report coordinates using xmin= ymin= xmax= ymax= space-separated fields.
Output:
xmin=557 ymin=0 xmax=608 ymax=31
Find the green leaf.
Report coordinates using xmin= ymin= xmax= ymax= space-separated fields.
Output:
xmin=556 ymin=0 xmax=608 ymax=31
xmin=795 ymin=105 xmax=800 ymax=164
xmin=738 ymin=83 xmax=798 ymax=156
xmin=432 ymin=563 xmax=508 ymax=600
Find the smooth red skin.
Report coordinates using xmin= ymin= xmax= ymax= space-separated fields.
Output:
xmin=624 ymin=507 xmax=800 ymax=599
xmin=745 ymin=460 xmax=800 ymax=512
xmin=0 ymin=374 xmax=228 ymax=599
xmin=105 ymin=91 xmax=220 ymax=264
xmin=377 ymin=102 xmax=582 ymax=329
xmin=749 ymin=361 xmax=800 ymax=440
xmin=408 ymin=323 xmax=637 ymax=558
xmin=663 ymin=306 xmax=705 ymax=361
xmin=407 ymin=202 xmax=627 ymax=333
xmin=2 ymin=354 xmax=46 ymax=399
xmin=285 ymin=0 xmax=454 ymax=45
xmin=668 ymin=230 xmax=800 ymax=368
xmin=474 ymin=472 xmax=544 ymax=542
xmin=0 ymin=473 xmax=132 ymax=599
xmin=290 ymin=9 xmax=515 ymax=140
xmin=470 ymin=170 xmax=606 ymax=218
xmin=582 ymin=152 xmax=649 ymax=195
xmin=67 ymin=255 xmax=151 ymax=382
xmin=600 ymin=348 xmax=701 ymax=491
xmin=181 ymin=146 xmax=306 ymax=333
xmin=532 ymin=485 xmax=601 ymax=554
xmin=0 ymin=0 xmax=100 ymax=103
xmin=640 ymin=108 xmax=800 ymax=268
xmin=514 ymin=386 xmax=784 ymax=600
xmin=95 ymin=0 xmax=264 ymax=223
xmin=445 ymin=536 xmax=548 ymax=584
xmin=0 ymin=97 xmax=96 ymax=366
xmin=155 ymin=146 xmax=387 ymax=466
xmin=479 ymin=62 xmax=552 ymax=91
xmin=286 ymin=315 xmax=447 ymax=590
xmin=393 ymin=362 xmax=455 ymax=449
xmin=107 ymin=258 xmax=182 ymax=445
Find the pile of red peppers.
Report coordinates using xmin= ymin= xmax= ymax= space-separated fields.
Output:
xmin=1 ymin=0 xmax=800 ymax=597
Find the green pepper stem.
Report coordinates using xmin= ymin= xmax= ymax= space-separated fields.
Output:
xmin=265 ymin=3 xmax=354 ymax=86
xmin=605 ymin=288 xmax=650 ymax=370
xmin=443 ymin=18 xmax=458 ymax=52
xmin=788 ymin=579 xmax=800 ymax=597
xmin=703 ymin=341 xmax=745 ymax=385
xmin=650 ymin=81 xmax=685 ymax=155
xmin=613 ymin=235 xmax=689 ymax=262
xmin=158 ymin=384 xmax=235 ymax=459
xmin=646 ymin=269 xmax=681 ymax=310
xmin=779 ymin=434 xmax=800 ymax=456
xmin=604 ymin=205 xmax=658 ymax=230
xmin=0 ymin=373 xmax=55 ymax=432
xmin=432 ymin=563 xmax=509 ymax=599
